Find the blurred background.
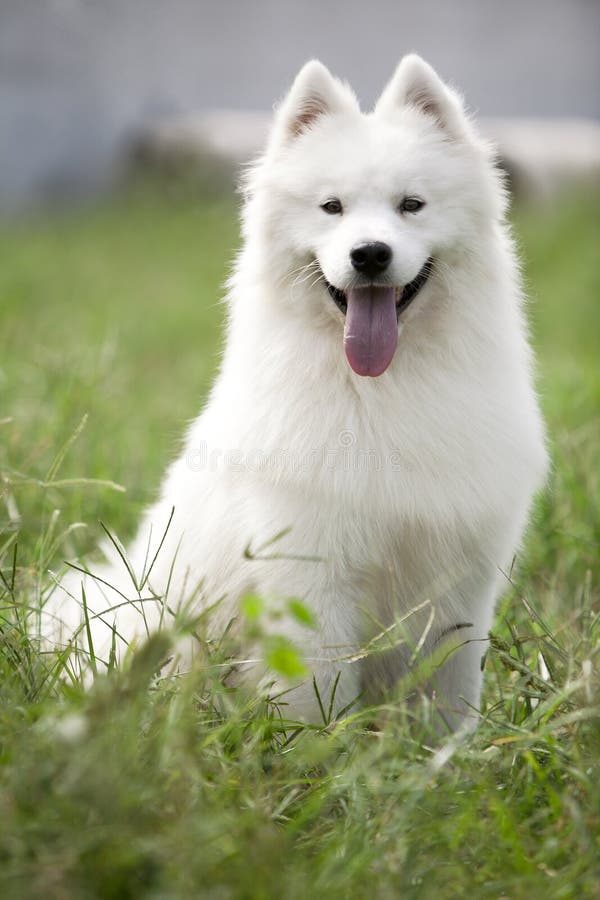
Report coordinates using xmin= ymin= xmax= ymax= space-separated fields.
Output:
xmin=0 ymin=0 xmax=599 ymax=553
xmin=1 ymin=0 xmax=600 ymax=209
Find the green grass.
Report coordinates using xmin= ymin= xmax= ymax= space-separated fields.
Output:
xmin=0 ymin=185 xmax=599 ymax=898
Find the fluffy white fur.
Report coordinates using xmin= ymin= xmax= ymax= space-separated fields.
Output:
xmin=44 ymin=55 xmax=548 ymax=729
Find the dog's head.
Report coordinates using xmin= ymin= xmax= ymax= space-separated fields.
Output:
xmin=244 ymin=55 xmax=504 ymax=377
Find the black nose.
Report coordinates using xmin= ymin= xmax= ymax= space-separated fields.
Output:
xmin=350 ymin=242 xmax=392 ymax=278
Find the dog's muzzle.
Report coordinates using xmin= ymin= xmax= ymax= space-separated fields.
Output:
xmin=325 ymin=257 xmax=434 ymax=318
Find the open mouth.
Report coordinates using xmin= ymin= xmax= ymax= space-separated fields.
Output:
xmin=322 ymin=257 xmax=434 ymax=377
xmin=325 ymin=257 xmax=434 ymax=319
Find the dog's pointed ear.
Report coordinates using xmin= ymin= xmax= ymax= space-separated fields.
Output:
xmin=375 ymin=54 xmax=469 ymax=140
xmin=271 ymin=60 xmax=358 ymax=145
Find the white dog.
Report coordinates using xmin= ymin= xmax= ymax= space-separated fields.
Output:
xmin=45 ymin=55 xmax=548 ymax=729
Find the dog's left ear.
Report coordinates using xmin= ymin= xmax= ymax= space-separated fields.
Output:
xmin=271 ymin=60 xmax=359 ymax=147
xmin=375 ymin=54 xmax=470 ymax=140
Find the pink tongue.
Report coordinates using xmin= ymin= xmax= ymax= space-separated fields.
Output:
xmin=343 ymin=286 xmax=398 ymax=377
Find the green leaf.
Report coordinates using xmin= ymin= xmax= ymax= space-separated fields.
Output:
xmin=240 ymin=594 xmax=265 ymax=621
xmin=265 ymin=636 xmax=307 ymax=679
xmin=287 ymin=598 xmax=317 ymax=630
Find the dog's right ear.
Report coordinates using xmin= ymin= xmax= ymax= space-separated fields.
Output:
xmin=270 ymin=60 xmax=359 ymax=147
xmin=375 ymin=54 xmax=471 ymax=141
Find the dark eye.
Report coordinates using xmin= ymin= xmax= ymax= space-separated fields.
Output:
xmin=400 ymin=197 xmax=425 ymax=214
xmin=320 ymin=198 xmax=343 ymax=215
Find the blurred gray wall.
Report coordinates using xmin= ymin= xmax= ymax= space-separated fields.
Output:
xmin=1 ymin=0 xmax=599 ymax=208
